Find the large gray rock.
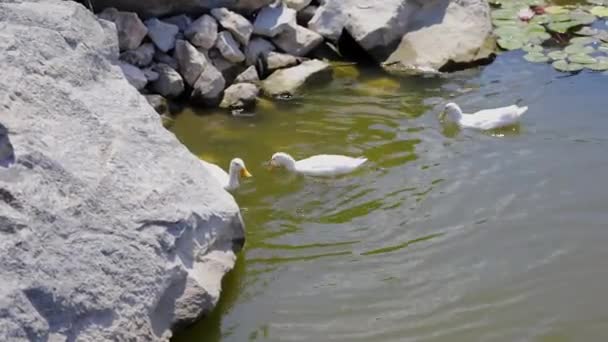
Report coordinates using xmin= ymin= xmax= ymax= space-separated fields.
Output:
xmin=383 ymin=0 xmax=495 ymax=74
xmin=234 ymin=65 xmax=259 ymax=83
xmin=185 ymin=15 xmax=218 ymax=50
xmin=191 ymin=61 xmax=226 ymax=106
xmin=273 ymin=22 xmax=324 ymax=57
xmin=163 ymin=14 xmax=192 ymax=32
xmin=0 ymin=1 xmax=245 ymax=341
xmin=211 ymin=8 xmax=253 ymax=45
xmin=99 ymin=7 xmax=148 ymax=51
xmin=262 ymin=59 xmax=331 ymax=96
xmin=154 ymin=50 xmax=179 ymax=70
xmin=120 ymin=42 xmax=155 ymax=67
xmin=308 ymin=0 xmax=494 ymax=72
xmin=244 ymin=37 xmax=275 ymax=66
xmin=253 ymin=3 xmax=297 ymax=37
xmin=90 ymin=0 xmax=272 ymax=18
xmin=265 ymin=51 xmax=302 ymax=71
xmin=215 ymin=31 xmax=245 ymax=63
xmin=152 ymin=64 xmax=185 ymax=98
xmin=284 ymin=0 xmax=312 ymax=11
xmin=209 ymin=50 xmax=243 ymax=85
xmin=119 ymin=62 xmax=148 ymax=90
xmin=174 ymin=39 xmax=207 ymax=86
xmin=145 ymin=18 xmax=179 ymax=52
xmin=220 ymin=83 xmax=259 ymax=110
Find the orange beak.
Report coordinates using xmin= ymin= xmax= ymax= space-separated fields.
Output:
xmin=240 ymin=167 xmax=252 ymax=178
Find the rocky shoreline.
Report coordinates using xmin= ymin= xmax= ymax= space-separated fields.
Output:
xmin=91 ymin=0 xmax=496 ymax=114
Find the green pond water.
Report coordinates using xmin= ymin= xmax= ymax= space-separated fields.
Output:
xmin=170 ymin=49 xmax=608 ymax=341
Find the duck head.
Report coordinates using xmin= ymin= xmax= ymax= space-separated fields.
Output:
xmin=268 ymin=152 xmax=296 ymax=171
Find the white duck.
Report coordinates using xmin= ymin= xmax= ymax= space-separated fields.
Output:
xmin=200 ymin=158 xmax=252 ymax=191
xmin=269 ymin=152 xmax=367 ymax=177
xmin=442 ymin=102 xmax=528 ymax=130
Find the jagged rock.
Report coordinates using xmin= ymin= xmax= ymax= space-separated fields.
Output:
xmin=265 ymin=51 xmax=301 ymax=71
xmin=253 ymin=3 xmax=297 ymax=37
xmin=215 ymin=31 xmax=246 ymax=63
xmin=297 ymin=5 xmax=317 ymax=26
xmin=208 ymin=50 xmax=242 ymax=86
xmin=99 ymin=8 xmax=148 ymax=51
xmin=154 ymin=50 xmax=179 ymax=70
xmin=220 ymin=83 xmax=260 ymax=110
xmin=119 ymin=62 xmax=148 ymax=90
xmin=163 ymin=14 xmax=192 ymax=32
xmin=234 ymin=65 xmax=259 ymax=83
xmin=191 ymin=61 xmax=226 ymax=106
xmin=262 ymin=59 xmax=331 ymax=96
xmin=144 ymin=94 xmax=169 ymax=115
xmin=143 ymin=68 xmax=160 ymax=82
xmin=90 ymin=0 xmax=272 ymax=18
xmin=272 ymin=23 xmax=323 ymax=56
xmin=383 ymin=0 xmax=495 ymax=74
xmin=174 ymin=39 xmax=207 ymax=86
xmin=307 ymin=0 xmax=344 ymax=42
xmin=145 ymin=18 xmax=179 ymax=52
xmin=185 ymin=14 xmax=218 ymax=50
xmin=120 ymin=42 xmax=155 ymax=67
xmin=152 ymin=63 xmax=185 ymax=98
xmin=211 ymin=8 xmax=253 ymax=45
xmin=244 ymin=37 xmax=275 ymax=65
xmin=0 ymin=1 xmax=245 ymax=340
xmin=284 ymin=0 xmax=312 ymax=11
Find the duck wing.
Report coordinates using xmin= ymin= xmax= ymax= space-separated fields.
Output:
xmin=296 ymin=155 xmax=367 ymax=176
xmin=464 ymin=105 xmax=528 ymax=129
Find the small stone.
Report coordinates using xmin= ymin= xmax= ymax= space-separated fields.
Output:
xmin=234 ymin=65 xmax=259 ymax=83
xmin=265 ymin=51 xmax=301 ymax=71
xmin=143 ymin=68 xmax=159 ymax=82
xmin=211 ymin=8 xmax=253 ymax=45
xmin=272 ymin=23 xmax=323 ymax=56
xmin=284 ymin=0 xmax=312 ymax=11
xmin=244 ymin=37 xmax=275 ymax=65
xmin=105 ymin=11 xmax=148 ymax=51
xmin=119 ymin=62 xmax=148 ymax=90
xmin=154 ymin=50 xmax=179 ymax=70
xmin=163 ymin=14 xmax=192 ymax=32
xmin=215 ymin=31 xmax=245 ymax=63
xmin=174 ymin=40 xmax=207 ymax=86
xmin=145 ymin=18 xmax=179 ymax=52
xmin=297 ymin=5 xmax=317 ymax=26
xmin=220 ymin=83 xmax=260 ymax=110
xmin=253 ymin=3 xmax=297 ymax=37
xmin=186 ymin=15 xmax=218 ymax=50
xmin=120 ymin=43 xmax=155 ymax=67
xmin=144 ymin=94 xmax=169 ymax=115
xmin=152 ymin=64 xmax=185 ymax=98
xmin=262 ymin=59 xmax=331 ymax=96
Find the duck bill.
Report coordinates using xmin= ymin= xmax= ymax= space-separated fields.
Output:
xmin=240 ymin=168 xmax=253 ymax=178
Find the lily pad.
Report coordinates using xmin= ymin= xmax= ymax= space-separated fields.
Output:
xmin=585 ymin=61 xmax=608 ymax=70
xmin=548 ymin=13 xmax=572 ymax=22
xmin=523 ymin=44 xmax=544 ymax=52
xmin=552 ymin=60 xmax=584 ymax=72
xmin=569 ymin=36 xmax=598 ymax=45
xmin=568 ymin=53 xmax=597 ymax=64
xmin=497 ymin=37 xmax=525 ymax=50
xmin=574 ymin=27 xmax=600 ymax=36
xmin=524 ymin=52 xmax=550 ymax=62
xmin=548 ymin=50 xmax=568 ymax=60
xmin=548 ymin=20 xmax=581 ymax=33
xmin=569 ymin=10 xmax=597 ymax=25
xmin=564 ymin=44 xmax=595 ymax=54
xmin=590 ymin=6 xmax=608 ymax=17
xmin=544 ymin=6 xmax=568 ymax=14
xmin=492 ymin=8 xmax=519 ymax=20
xmin=598 ymin=45 xmax=608 ymax=53
xmin=589 ymin=0 xmax=608 ymax=5
xmin=530 ymin=14 xmax=550 ymax=24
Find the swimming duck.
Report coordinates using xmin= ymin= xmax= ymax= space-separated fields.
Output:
xmin=200 ymin=158 xmax=252 ymax=191
xmin=269 ymin=152 xmax=367 ymax=177
xmin=442 ymin=102 xmax=528 ymax=130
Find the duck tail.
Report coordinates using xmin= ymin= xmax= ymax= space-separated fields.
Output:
xmin=517 ymin=106 xmax=528 ymax=116
xmin=357 ymin=157 xmax=368 ymax=166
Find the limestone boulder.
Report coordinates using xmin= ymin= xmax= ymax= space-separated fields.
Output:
xmin=0 ymin=1 xmax=245 ymax=340
xmin=174 ymin=39 xmax=207 ymax=86
xmin=120 ymin=42 xmax=155 ymax=67
xmin=216 ymin=31 xmax=246 ymax=63
xmin=265 ymin=51 xmax=301 ymax=71
xmin=220 ymin=83 xmax=260 ymax=110
xmin=99 ymin=7 xmax=148 ymax=51
xmin=152 ymin=63 xmax=185 ymax=98
xmin=253 ymin=3 xmax=297 ymax=37
xmin=145 ymin=18 xmax=179 ymax=52
xmin=272 ymin=22 xmax=323 ymax=56
xmin=185 ymin=15 xmax=218 ymax=50
xmin=262 ymin=59 xmax=331 ymax=96
xmin=234 ymin=65 xmax=260 ymax=83
xmin=191 ymin=62 xmax=226 ymax=106
xmin=119 ymin=62 xmax=148 ymax=90
xmin=211 ymin=8 xmax=253 ymax=46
